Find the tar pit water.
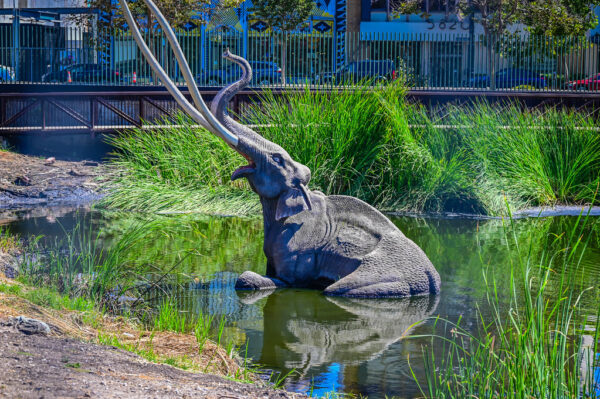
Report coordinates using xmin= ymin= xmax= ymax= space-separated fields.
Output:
xmin=3 ymin=208 xmax=599 ymax=398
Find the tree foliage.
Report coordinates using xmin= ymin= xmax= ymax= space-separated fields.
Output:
xmin=74 ymin=0 xmax=243 ymax=31
xmin=522 ymin=0 xmax=600 ymax=36
xmin=249 ymin=0 xmax=315 ymax=32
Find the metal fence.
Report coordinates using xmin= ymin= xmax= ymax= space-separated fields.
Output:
xmin=1 ymin=24 xmax=600 ymax=92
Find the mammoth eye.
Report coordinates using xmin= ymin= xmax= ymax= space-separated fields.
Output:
xmin=273 ymin=155 xmax=283 ymax=165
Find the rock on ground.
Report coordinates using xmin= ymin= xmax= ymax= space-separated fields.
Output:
xmin=0 ymin=319 xmax=305 ymax=399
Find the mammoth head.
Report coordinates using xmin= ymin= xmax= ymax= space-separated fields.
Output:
xmin=234 ymin=135 xmax=313 ymax=220
xmin=213 ymin=51 xmax=313 ymax=219
xmin=119 ymin=0 xmax=313 ymax=220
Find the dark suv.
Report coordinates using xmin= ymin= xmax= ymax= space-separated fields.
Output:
xmin=41 ymin=63 xmax=122 ymax=83
xmin=315 ymin=60 xmax=396 ymax=84
xmin=198 ymin=61 xmax=282 ymax=85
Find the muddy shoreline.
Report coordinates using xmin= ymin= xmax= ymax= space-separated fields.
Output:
xmin=0 ymin=151 xmax=106 ymax=210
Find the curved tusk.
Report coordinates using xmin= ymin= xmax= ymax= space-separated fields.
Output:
xmin=118 ymin=0 xmax=238 ymax=147
xmin=141 ymin=0 xmax=238 ymax=147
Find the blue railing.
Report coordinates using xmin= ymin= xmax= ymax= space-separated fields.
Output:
xmin=1 ymin=24 xmax=600 ymax=92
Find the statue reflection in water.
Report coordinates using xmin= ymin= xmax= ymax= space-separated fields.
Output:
xmin=238 ymin=289 xmax=440 ymax=396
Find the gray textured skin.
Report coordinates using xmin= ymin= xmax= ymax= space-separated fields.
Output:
xmin=214 ymin=51 xmax=441 ymax=298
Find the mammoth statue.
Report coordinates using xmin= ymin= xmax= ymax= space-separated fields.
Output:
xmin=120 ymin=0 xmax=441 ymax=298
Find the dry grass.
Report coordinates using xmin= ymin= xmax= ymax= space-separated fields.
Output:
xmin=0 ymin=231 xmax=19 ymax=254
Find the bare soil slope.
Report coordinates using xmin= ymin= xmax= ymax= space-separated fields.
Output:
xmin=0 ymin=323 xmax=301 ymax=399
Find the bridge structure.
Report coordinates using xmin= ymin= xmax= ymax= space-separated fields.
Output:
xmin=2 ymin=84 xmax=600 ymax=135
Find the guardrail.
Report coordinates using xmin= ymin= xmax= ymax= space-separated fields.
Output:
xmin=2 ymin=88 xmax=600 ymax=135
xmin=1 ymin=26 xmax=600 ymax=92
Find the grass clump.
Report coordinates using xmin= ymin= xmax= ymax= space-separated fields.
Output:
xmin=104 ymin=85 xmax=600 ymax=216
xmin=0 ymin=227 xmax=19 ymax=253
xmin=102 ymin=115 xmax=258 ymax=215
xmin=20 ymin=286 xmax=95 ymax=312
xmin=249 ymin=85 xmax=399 ymax=202
xmin=17 ymin=218 xmax=169 ymax=312
xmin=411 ymin=209 xmax=600 ymax=398
xmin=153 ymin=300 xmax=188 ymax=333
xmin=455 ymin=102 xmax=600 ymax=210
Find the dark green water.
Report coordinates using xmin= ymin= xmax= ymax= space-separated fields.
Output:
xmin=4 ymin=209 xmax=600 ymax=398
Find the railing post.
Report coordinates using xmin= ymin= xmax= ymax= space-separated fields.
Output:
xmin=41 ymin=99 xmax=46 ymax=131
xmin=12 ymin=9 xmax=20 ymax=82
xmin=233 ymin=93 xmax=240 ymax=116
xmin=0 ymin=97 xmax=5 ymax=125
xmin=90 ymin=97 xmax=98 ymax=130
xmin=139 ymin=96 xmax=145 ymax=126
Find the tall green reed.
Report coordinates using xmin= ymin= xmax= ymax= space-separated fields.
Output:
xmin=410 ymin=207 xmax=600 ymax=398
xmin=247 ymin=85 xmax=400 ymax=202
xmin=18 ymin=218 xmax=158 ymax=310
xmin=456 ymin=102 xmax=600 ymax=209
xmin=376 ymin=94 xmax=480 ymax=213
xmin=103 ymin=114 xmax=258 ymax=214
xmin=104 ymin=86 xmax=600 ymax=216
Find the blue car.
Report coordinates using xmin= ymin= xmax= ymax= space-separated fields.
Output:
xmin=0 ymin=65 xmax=15 ymax=82
xmin=466 ymin=68 xmax=546 ymax=89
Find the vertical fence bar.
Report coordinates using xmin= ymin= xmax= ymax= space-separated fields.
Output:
xmin=2 ymin=24 xmax=599 ymax=95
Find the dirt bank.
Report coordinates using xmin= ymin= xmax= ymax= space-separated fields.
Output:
xmin=0 ymin=151 xmax=106 ymax=210
xmin=0 ymin=279 xmax=305 ymax=399
xmin=0 ymin=324 xmax=300 ymax=399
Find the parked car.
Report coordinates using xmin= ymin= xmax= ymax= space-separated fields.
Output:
xmin=314 ymin=60 xmax=396 ymax=84
xmin=198 ymin=61 xmax=282 ymax=85
xmin=41 ymin=63 xmax=122 ymax=83
xmin=566 ymin=73 xmax=600 ymax=90
xmin=466 ymin=68 xmax=547 ymax=89
xmin=0 ymin=65 xmax=15 ymax=82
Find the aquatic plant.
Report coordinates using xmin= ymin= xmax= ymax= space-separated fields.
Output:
xmin=410 ymin=208 xmax=600 ymax=398
xmin=454 ymin=102 xmax=600 ymax=210
xmin=17 ymin=217 xmax=162 ymax=310
xmin=104 ymin=87 xmax=600 ymax=216
xmin=103 ymin=114 xmax=258 ymax=215
xmin=247 ymin=84 xmax=403 ymax=202
xmin=154 ymin=299 xmax=188 ymax=333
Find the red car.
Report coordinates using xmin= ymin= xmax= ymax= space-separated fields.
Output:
xmin=567 ymin=73 xmax=600 ymax=90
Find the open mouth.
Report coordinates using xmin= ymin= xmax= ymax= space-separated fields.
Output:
xmin=231 ymin=154 xmax=256 ymax=181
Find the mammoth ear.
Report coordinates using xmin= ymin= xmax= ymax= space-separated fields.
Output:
xmin=276 ymin=186 xmax=312 ymax=221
